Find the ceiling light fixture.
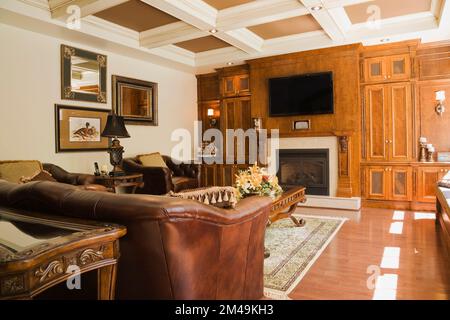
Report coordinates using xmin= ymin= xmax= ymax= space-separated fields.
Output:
xmin=380 ymin=38 xmax=390 ymax=43
xmin=210 ymin=28 xmax=218 ymax=34
xmin=310 ymin=5 xmax=323 ymax=11
xmin=227 ymin=62 xmax=234 ymax=66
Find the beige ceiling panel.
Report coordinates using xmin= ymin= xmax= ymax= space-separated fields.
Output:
xmin=345 ymin=0 xmax=433 ymax=24
xmin=175 ymin=36 xmax=231 ymax=53
xmin=202 ymin=0 xmax=256 ymax=10
xmin=95 ymin=0 xmax=179 ymax=32
xmin=248 ymin=15 xmax=322 ymax=40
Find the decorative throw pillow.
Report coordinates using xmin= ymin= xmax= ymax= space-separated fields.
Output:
xmin=137 ymin=152 xmax=168 ymax=168
xmin=20 ymin=170 xmax=57 ymax=184
xmin=169 ymin=186 xmax=238 ymax=208
xmin=0 ymin=160 xmax=43 ymax=183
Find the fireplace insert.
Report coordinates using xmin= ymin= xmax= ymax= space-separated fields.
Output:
xmin=277 ymin=149 xmax=330 ymax=196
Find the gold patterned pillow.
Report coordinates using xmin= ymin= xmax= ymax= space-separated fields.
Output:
xmin=137 ymin=152 xmax=168 ymax=168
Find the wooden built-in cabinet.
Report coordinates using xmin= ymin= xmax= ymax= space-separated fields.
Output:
xmin=416 ymin=167 xmax=450 ymax=203
xmin=364 ymin=54 xmax=411 ymax=83
xmin=197 ymin=65 xmax=252 ymax=187
xmin=364 ymin=82 xmax=413 ymax=162
xmin=201 ymin=164 xmax=248 ymax=187
xmin=363 ymin=163 xmax=450 ymax=208
xmin=221 ymin=74 xmax=250 ymax=97
xmin=364 ymin=165 xmax=413 ymax=202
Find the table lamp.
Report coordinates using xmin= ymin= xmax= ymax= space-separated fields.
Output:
xmin=101 ymin=113 xmax=130 ymax=176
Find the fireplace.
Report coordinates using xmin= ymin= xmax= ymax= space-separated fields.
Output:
xmin=277 ymin=149 xmax=330 ymax=196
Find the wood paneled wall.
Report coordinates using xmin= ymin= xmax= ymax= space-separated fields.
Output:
xmin=248 ymin=44 xmax=362 ymax=196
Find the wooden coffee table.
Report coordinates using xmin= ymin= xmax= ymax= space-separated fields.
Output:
xmin=0 ymin=208 xmax=126 ymax=300
xmin=268 ymin=186 xmax=307 ymax=227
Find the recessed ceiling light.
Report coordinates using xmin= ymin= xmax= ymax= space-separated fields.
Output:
xmin=380 ymin=38 xmax=390 ymax=43
xmin=227 ymin=62 xmax=234 ymax=66
xmin=310 ymin=5 xmax=323 ymax=11
xmin=210 ymin=28 xmax=218 ymax=34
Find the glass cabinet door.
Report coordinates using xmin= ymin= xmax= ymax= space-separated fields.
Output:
xmin=365 ymin=57 xmax=387 ymax=82
xmin=391 ymin=167 xmax=412 ymax=201
xmin=366 ymin=167 xmax=388 ymax=200
xmin=222 ymin=76 xmax=236 ymax=97
xmin=389 ymin=54 xmax=411 ymax=81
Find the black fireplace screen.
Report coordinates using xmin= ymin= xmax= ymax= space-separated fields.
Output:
xmin=277 ymin=149 xmax=330 ymax=196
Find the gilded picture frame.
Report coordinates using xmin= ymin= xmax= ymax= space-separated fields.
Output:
xmin=55 ymin=104 xmax=111 ymax=153
xmin=61 ymin=44 xmax=107 ymax=103
xmin=112 ymin=75 xmax=158 ymax=126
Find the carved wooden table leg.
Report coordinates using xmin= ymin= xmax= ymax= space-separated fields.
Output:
xmin=97 ymin=264 xmax=117 ymax=300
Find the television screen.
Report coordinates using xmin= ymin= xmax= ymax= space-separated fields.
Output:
xmin=269 ymin=72 xmax=334 ymax=116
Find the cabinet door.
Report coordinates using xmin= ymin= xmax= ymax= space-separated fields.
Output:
xmin=202 ymin=165 xmax=217 ymax=187
xmin=416 ymin=167 xmax=442 ymax=203
xmin=237 ymin=75 xmax=250 ymax=95
xmin=222 ymin=97 xmax=252 ymax=163
xmin=388 ymin=83 xmax=412 ymax=161
xmin=388 ymin=54 xmax=411 ymax=81
xmin=390 ymin=167 xmax=413 ymax=201
xmin=365 ymin=85 xmax=389 ymax=161
xmin=364 ymin=57 xmax=387 ymax=82
xmin=222 ymin=76 xmax=236 ymax=97
xmin=365 ymin=167 xmax=388 ymax=200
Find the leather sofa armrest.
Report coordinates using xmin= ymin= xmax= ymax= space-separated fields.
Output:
xmin=43 ymin=163 xmax=96 ymax=186
xmin=122 ymin=159 xmax=173 ymax=195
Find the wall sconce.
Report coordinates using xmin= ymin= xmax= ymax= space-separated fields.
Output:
xmin=207 ymin=108 xmax=218 ymax=127
xmin=435 ymin=90 xmax=446 ymax=116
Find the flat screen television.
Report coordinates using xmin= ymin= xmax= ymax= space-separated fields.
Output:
xmin=268 ymin=72 xmax=334 ymax=116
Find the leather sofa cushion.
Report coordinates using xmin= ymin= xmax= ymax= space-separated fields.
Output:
xmin=172 ymin=177 xmax=199 ymax=193
xmin=0 ymin=160 xmax=43 ymax=183
xmin=137 ymin=152 xmax=168 ymax=168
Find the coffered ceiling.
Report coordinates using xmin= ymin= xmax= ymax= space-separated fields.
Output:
xmin=1 ymin=0 xmax=450 ymax=73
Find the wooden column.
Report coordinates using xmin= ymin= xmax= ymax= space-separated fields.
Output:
xmin=335 ymin=131 xmax=353 ymax=198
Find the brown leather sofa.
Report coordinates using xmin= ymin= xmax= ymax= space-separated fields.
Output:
xmin=43 ymin=163 xmax=107 ymax=192
xmin=122 ymin=156 xmax=201 ymax=195
xmin=0 ymin=180 xmax=272 ymax=300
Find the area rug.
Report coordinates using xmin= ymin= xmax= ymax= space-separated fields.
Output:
xmin=264 ymin=214 xmax=347 ymax=300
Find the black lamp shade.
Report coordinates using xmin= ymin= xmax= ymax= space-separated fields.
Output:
xmin=101 ymin=114 xmax=130 ymax=138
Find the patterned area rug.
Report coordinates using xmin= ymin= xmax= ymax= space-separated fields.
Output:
xmin=264 ymin=214 xmax=346 ymax=300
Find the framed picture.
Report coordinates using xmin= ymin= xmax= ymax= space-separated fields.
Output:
xmin=61 ymin=44 xmax=107 ymax=103
xmin=112 ymin=75 xmax=158 ymax=126
xmin=55 ymin=104 xmax=111 ymax=153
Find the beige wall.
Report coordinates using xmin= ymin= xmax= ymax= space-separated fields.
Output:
xmin=0 ymin=24 xmax=197 ymax=174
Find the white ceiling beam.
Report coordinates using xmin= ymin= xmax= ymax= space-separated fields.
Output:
xmin=300 ymin=0 xmax=346 ymax=41
xmin=217 ymin=0 xmax=309 ymax=31
xmin=347 ymin=12 xmax=439 ymax=42
xmin=437 ymin=0 xmax=450 ymax=29
xmin=141 ymin=0 xmax=263 ymax=54
xmin=140 ymin=0 xmax=217 ymax=30
xmin=323 ymin=0 xmax=373 ymax=9
xmin=215 ymin=28 xmax=264 ymax=54
xmin=49 ymin=0 xmax=129 ymax=19
xmin=140 ymin=21 xmax=208 ymax=48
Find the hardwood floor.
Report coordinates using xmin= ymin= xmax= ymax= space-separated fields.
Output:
xmin=290 ymin=207 xmax=450 ymax=300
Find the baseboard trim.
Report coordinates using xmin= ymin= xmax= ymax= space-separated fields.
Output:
xmin=362 ymin=199 xmax=436 ymax=211
xmin=298 ymin=195 xmax=361 ymax=211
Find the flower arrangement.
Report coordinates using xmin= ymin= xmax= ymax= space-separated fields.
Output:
xmin=234 ymin=163 xmax=283 ymax=199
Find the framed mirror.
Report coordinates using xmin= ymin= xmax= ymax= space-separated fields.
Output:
xmin=112 ymin=75 xmax=158 ymax=126
xmin=61 ymin=44 xmax=107 ymax=103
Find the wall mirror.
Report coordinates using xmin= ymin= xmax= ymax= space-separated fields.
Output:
xmin=61 ymin=44 xmax=107 ymax=103
xmin=112 ymin=75 xmax=158 ymax=126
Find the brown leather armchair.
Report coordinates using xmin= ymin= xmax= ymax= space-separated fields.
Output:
xmin=0 ymin=180 xmax=272 ymax=300
xmin=122 ymin=156 xmax=201 ymax=195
